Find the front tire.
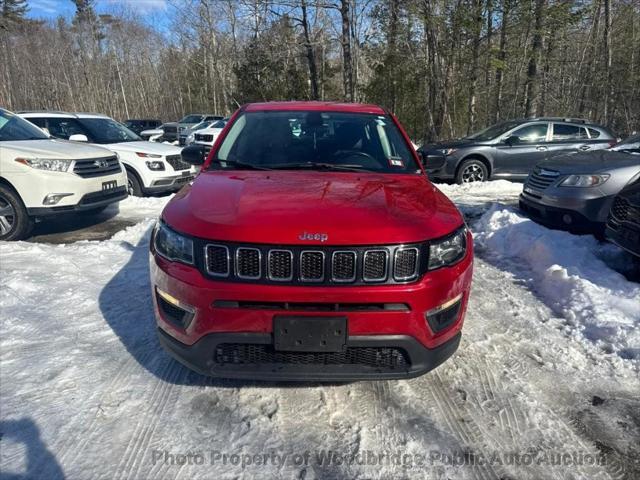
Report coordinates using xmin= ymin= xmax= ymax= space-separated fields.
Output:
xmin=126 ymin=170 xmax=144 ymax=197
xmin=456 ymin=159 xmax=488 ymax=184
xmin=0 ymin=185 xmax=34 ymax=241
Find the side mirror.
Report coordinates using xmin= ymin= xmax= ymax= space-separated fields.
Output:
xmin=419 ymin=151 xmax=447 ymax=171
xmin=181 ymin=144 xmax=207 ymax=166
xmin=69 ymin=134 xmax=88 ymax=142
xmin=504 ymin=136 xmax=520 ymax=146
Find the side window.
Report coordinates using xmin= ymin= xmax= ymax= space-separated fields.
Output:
xmin=552 ymin=124 xmax=588 ymax=141
xmin=588 ymin=128 xmax=601 ymax=139
xmin=46 ymin=118 xmax=88 ymax=140
xmin=28 ymin=118 xmax=47 ymax=129
xmin=510 ymin=123 xmax=548 ymax=143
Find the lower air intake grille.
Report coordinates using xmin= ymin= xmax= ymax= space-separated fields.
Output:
xmin=214 ymin=344 xmax=410 ymax=370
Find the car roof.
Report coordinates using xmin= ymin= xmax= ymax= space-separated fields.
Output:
xmin=520 ymin=117 xmax=607 ymax=129
xmin=18 ymin=111 xmax=111 ymax=119
xmin=243 ymin=101 xmax=387 ymax=115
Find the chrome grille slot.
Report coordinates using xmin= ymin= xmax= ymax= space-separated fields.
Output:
xmin=393 ymin=248 xmax=419 ymax=281
xmin=205 ymin=244 xmax=230 ymax=277
xmin=268 ymin=250 xmax=293 ymax=281
xmin=363 ymin=250 xmax=388 ymax=282
xmin=300 ymin=251 xmax=324 ymax=282
xmin=236 ymin=248 xmax=261 ymax=279
xmin=73 ymin=156 xmax=121 ymax=178
xmin=332 ymin=251 xmax=356 ymax=282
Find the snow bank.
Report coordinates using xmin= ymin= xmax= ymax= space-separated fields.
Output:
xmin=474 ymin=205 xmax=640 ymax=364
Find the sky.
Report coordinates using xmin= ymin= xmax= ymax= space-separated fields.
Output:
xmin=27 ymin=0 xmax=172 ymax=30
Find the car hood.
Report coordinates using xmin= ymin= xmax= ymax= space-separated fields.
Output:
xmin=162 ymin=171 xmax=464 ymax=245
xmin=105 ymin=141 xmax=182 ymax=156
xmin=197 ymin=127 xmax=223 ymax=135
xmin=0 ymin=139 xmax=115 ymax=159
xmin=538 ymin=150 xmax=640 ymax=173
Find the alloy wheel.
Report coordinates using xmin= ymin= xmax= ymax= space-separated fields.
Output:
xmin=462 ymin=164 xmax=485 ymax=183
xmin=0 ymin=194 xmax=15 ymax=236
xmin=127 ymin=177 xmax=134 ymax=196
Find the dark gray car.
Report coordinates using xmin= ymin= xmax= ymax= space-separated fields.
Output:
xmin=519 ymin=135 xmax=640 ymax=232
xmin=420 ymin=118 xmax=615 ymax=183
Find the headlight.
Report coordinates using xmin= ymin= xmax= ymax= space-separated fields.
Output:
xmin=186 ymin=134 xmax=195 ymax=144
xmin=441 ymin=148 xmax=457 ymax=156
xmin=428 ymin=227 xmax=467 ymax=270
xmin=136 ymin=152 xmax=162 ymax=158
xmin=560 ymin=174 xmax=609 ymax=187
xmin=145 ymin=160 xmax=166 ymax=171
xmin=153 ymin=222 xmax=194 ymax=265
xmin=15 ymin=157 xmax=72 ymax=172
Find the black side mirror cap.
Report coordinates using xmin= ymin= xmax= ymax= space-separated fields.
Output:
xmin=419 ymin=150 xmax=447 ymax=171
xmin=181 ymin=144 xmax=207 ymax=166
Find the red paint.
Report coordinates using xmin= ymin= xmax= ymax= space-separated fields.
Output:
xmin=152 ymin=102 xmax=473 ymax=360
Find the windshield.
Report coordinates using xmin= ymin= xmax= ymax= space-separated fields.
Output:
xmin=180 ymin=115 xmax=203 ymax=124
xmin=611 ymin=134 xmax=640 ymax=153
xmin=210 ymin=120 xmax=226 ymax=129
xmin=466 ymin=120 xmax=521 ymax=141
xmin=211 ymin=111 xmax=419 ymax=173
xmin=0 ymin=110 xmax=49 ymax=141
xmin=79 ymin=118 xmax=140 ymax=144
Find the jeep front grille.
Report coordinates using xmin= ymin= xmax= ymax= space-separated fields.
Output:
xmin=203 ymin=243 xmax=424 ymax=285
xmin=73 ymin=156 xmax=121 ymax=178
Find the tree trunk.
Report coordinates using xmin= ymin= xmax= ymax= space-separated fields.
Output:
xmin=300 ymin=0 xmax=319 ymax=100
xmin=340 ymin=0 xmax=354 ymax=101
xmin=467 ymin=0 xmax=483 ymax=134
xmin=603 ymin=0 xmax=613 ymax=125
xmin=493 ymin=0 xmax=510 ymax=123
xmin=523 ymin=0 xmax=545 ymax=117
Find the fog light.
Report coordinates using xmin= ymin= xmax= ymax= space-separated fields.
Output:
xmin=562 ymin=214 xmax=573 ymax=224
xmin=156 ymin=288 xmax=195 ymax=329
xmin=43 ymin=193 xmax=73 ymax=205
xmin=425 ymin=293 xmax=463 ymax=333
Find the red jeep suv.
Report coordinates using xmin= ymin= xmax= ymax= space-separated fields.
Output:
xmin=150 ymin=102 xmax=473 ymax=381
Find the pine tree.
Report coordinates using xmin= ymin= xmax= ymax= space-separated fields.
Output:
xmin=0 ymin=0 xmax=29 ymax=30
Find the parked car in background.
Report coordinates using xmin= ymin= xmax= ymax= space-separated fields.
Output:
xmin=19 ymin=111 xmax=196 ymax=197
xmin=177 ymin=113 xmax=223 ymax=139
xmin=519 ymin=134 xmax=640 ymax=233
xmin=157 ymin=122 xmax=178 ymax=143
xmin=606 ymin=171 xmax=640 ymax=258
xmin=124 ymin=119 xmax=162 ymax=136
xmin=420 ymin=118 xmax=616 ymax=183
xmin=179 ymin=119 xmax=218 ymax=146
xmin=192 ymin=118 xmax=228 ymax=156
xmin=140 ymin=125 xmax=165 ymax=142
xmin=152 ymin=101 xmax=473 ymax=380
xmin=0 ymin=108 xmax=127 ymax=240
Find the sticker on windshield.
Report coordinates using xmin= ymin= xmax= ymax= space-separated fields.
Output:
xmin=388 ymin=156 xmax=404 ymax=167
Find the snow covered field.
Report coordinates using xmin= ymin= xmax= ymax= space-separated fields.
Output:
xmin=1 ymin=181 xmax=638 ymax=479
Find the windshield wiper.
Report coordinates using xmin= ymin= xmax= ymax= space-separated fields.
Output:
xmin=213 ymin=159 xmax=273 ymax=171
xmin=268 ymin=162 xmax=376 ymax=172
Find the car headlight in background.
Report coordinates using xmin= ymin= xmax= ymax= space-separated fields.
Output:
xmin=136 ymin=152 xmax=162 ymax=158
xmin=560 ymin=174 xmax=609 ymax=187
xmin=186 ymin=134 xmax=195 ymax=144
xmin=145 ymin=160 xmax=166 ymax=171
xmin=153 ymin=222 xmax=194 ymax=265
xmin=15 ymin=157 xmax=72 ymax=172
xmin=441 ymin=148 xmax=457 ymax=156
xmin=428 ymin=227 xmax=467 ymax=270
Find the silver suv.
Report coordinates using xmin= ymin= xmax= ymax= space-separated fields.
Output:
xmin=519 ymin=135 xmax=640 ymax=232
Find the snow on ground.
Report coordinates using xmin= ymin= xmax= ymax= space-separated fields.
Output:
xmin=1 ymin=181 xmax=639 ymax=479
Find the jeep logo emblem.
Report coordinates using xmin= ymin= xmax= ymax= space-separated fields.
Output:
xmin=299 ymin=232 xmax=328 ymax=242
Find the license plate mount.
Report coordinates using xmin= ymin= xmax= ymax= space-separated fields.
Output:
xmin=102 ymin=180 xmax=117 ymax=191
xmin=273 ymin=316 xmax=347 ymax=353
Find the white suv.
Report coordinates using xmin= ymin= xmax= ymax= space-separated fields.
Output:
xmin=19 ymin=112 xmax=197 ymax=196
xmin=0 ymin=108 xmax=127 ymax=240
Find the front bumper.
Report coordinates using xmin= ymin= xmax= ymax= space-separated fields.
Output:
xmin=27 ymin=186 xmax=127 ymax=216
xmin=519 ymin=190 xmax=612 ymax=231
xmin=150 ymin=238 xmax=473 ymax=380
xmin=605 ymin=218 xmax=640 ymax=257
xmin=144 ymin=173 xmax=194 ymax=193
xmin=158 ymin=328 xmax=461 ymax=381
